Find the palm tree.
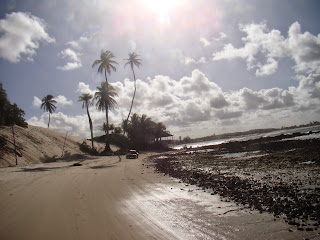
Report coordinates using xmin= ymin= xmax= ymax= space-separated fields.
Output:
xmin=153 ymin=122 xmax=167 ymax=142
xmin=92 ymin=50 xmax=118 ymax=153
xmin=101 ymin=123 xmax=115 ymax=134
xmin=95 ymin=82 xmax=118 ymax=152
xmin=41 ymin=94 xmax=57 ymax=128
xmin=124 ymin=52 xmax=142 ymax=121
xmin=78 ymin=93 xmax=95 ymax=150
xmin=92 ymin=50 xmax=118 ymax=85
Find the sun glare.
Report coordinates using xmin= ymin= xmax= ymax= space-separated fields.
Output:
xmin=141 ymin=0 xmax=182 ymax=24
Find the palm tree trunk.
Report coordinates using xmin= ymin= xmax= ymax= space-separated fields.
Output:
xmin=126 ymin=67 xmax=136 ymax=122
xmin=48 ymin=112 xmax=51 ymax=128
xmin=86 ymin=104 xmax=94 ymax=150
xmin=104 ymin=70 xmax=111 ymax=153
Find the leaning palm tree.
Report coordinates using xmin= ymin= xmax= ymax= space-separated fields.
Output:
xmin=41 ymin=94 xmax=57 ymax=128
xmin=124 ymin=52 xmax=142 ymax=122
xmin=95 ymin=82 xmax=118 ymax=152
xmin=78 ymin=93 xmax=95 ymax=150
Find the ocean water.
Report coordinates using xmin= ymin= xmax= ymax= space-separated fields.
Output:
xmin=173 ymin=125 xmax=320 ymax=150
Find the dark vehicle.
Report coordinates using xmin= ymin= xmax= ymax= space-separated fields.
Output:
xmin=126 ymin=150 xmax=139 ymax=159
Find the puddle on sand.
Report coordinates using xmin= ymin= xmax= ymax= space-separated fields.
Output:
xmin=121 ymin=181 xmax=245 ymax=240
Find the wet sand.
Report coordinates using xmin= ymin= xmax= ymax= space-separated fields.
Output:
xmin=0 ymin=153 xmax=318 ymax=239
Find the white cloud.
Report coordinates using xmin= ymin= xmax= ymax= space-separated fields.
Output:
xmin=184 ymin=56 xmax=208 ymax=65
xmin=57 ymin=48 xmax=82 ymax=71
xmin=196 ymin=57 xmax=207 ymax=64
xmin=287 ymin=22 xmax=320 ymax=74
xmin=30 ymin=70 xmax=320 ymax=138
xmin=28 ymin=112 xmax=91 ymax=138
xmin=200 ymin=32 xmax=227 ymax=47
xmin=219 ymin=32 xmax=227 ymax=40
xmin=215 ymin=109 xmax=242 ymax=120
xmin=213 ymin=21 xmax=320 ymax=77
xmin=171 ymin=49 xmax=207 ymax=66
xmin=34 ymin=94 xmax=73 ymax=109
xmin=57 ymin=31 xmax=112 ymax=71
xmin=54 ymin=95 xmax=73 ymax=107
xmin=210 ymin=94 xmax=229 ymax=109
xmin=0 ymin=12 xmax=55 ymax=63
xmin=213 ymin=32 xmax=227 ymax=41
xmin=128 ymin=39 xmax=136 ymax=52
xmin=28 ymin=109 xmax=120 ymax=139
xmin=256 ymin=57 xmax=278 ymax=76
xmin=200 ymin=37 xmax=211 ymax=47
xmin=32 ymin=96 xmax=42 ymax=108
xmin=66 ymin=36 xmax=89 ymax=49
xmin=184 ymin=57 xmax=196 ymax=65
xmin=77 ymin=82 xmax=96 ymax=95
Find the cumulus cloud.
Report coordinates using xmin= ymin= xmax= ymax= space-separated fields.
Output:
xmin=66 ymin=36 xmax=89 ymax=49
xmin=128 ymin=39 xmax=136 ymax=52
xmin=196 ymin=57 xmax=208 ymax=64
xmin=184 ymin=57 xmax=196 ymax=65
xmin=0 ymin=12 xmax=55 ymax=63
xmin=238 ymin=87 xmax=295 ymax=110
xmin=215 ymin=32 xmax=227 ymax=41
xmin=215 ymin=109 xmax=242 ymax=120
xmin=77 ymin=82 xmax=96 ymax=95
xmin=200 ymin=33 xmax=227 ymax=47
xmin=33 ymin=95 xmax=73 ymax=110
xmin=28 ymin=109 xmax=119 ymax=139
xmin=210 ymin=94 xmax=229 ymax=109
xmin=28 ymin=112 xmax=91 ymax=138
xmin=256 ymin=57 xmax=278 ymax=76
xmin=54 ymin=95 xmax=73 ymax=107
xmin=30 ymin=70 xmax=320 ymax=138
xmin=213 ymin=21 xmax=320 ymax=76
xmin=288 ymin=22 xmax=320 ymax=74
xmin=200 ymin=37 xmax=211 ymax=47
xmin=172 ymin=48 xmax=207 ymax=65
xmin=57 ymin=48 xmax=82 ymax=71
xmin=32 ymin=96 xmax=42 ymax=108
xmin=57 ymin=32 xmax=109 ymax=71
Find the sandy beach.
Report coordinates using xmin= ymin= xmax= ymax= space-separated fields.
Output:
xmin=0 ymin=151 xmax=318 ymax=240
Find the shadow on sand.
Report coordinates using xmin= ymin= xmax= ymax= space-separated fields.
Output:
xmin=19 ymin=166 xmax=68 ymax=172
xmin=89 ymin=164 xmax=117 ymax=169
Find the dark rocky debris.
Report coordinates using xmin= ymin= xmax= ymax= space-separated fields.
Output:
xmin=148 ymin=137 xmax=320 ymax=231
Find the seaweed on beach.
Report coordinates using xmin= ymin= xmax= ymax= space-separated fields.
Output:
xmin=149 ymin=138 xmax=320 ymax=231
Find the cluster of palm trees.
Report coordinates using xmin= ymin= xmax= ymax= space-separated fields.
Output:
xmin=122 ymin=113 xmax=170 ymax=149
xmin=41 ymin=50 xmax=142 ymax=153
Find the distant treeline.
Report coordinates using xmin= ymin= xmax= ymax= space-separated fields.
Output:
xmin=176 ymin=121 xmax=320 ymax=144
xmin=0 ymin=82 xmax=27 ymax=128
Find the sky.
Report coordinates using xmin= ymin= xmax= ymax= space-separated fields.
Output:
xmin=1 ymin=0 xmax=320 ymax=139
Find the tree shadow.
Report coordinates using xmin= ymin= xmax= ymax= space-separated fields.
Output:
xmin=40 ymin=153 xmax=96 ymax=163
xmin=19 ymin=166 xmax=67 ymax=172
xmin=89 ymin=164 xmax=117 ymax=169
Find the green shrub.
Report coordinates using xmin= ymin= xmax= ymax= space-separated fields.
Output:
xmin=79 ymin=141 xmax=98 ymax=155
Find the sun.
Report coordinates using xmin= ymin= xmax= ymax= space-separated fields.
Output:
xmin=141 ymin=0 xmax=182 ymax=24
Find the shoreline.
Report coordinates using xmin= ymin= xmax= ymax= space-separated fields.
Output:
xmin=149 ymin=137 xmax=320 ymax=234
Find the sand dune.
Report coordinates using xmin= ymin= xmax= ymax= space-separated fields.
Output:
xmin=0 ymin=125 xmax=102 ymax=167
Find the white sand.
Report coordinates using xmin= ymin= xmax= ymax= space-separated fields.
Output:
xmin=0 ymin=154 xmax=318 ymax=239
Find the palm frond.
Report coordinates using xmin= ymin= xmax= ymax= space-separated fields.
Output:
xmin=93 ymin=50 xmax=118 ymax=77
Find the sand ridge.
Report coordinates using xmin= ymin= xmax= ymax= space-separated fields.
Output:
xmin=0 ymin=125 xmax=102 ymax=167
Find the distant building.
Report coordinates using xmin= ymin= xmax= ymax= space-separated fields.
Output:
xmin=145 ymin=132 xmax=173 ymax=147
